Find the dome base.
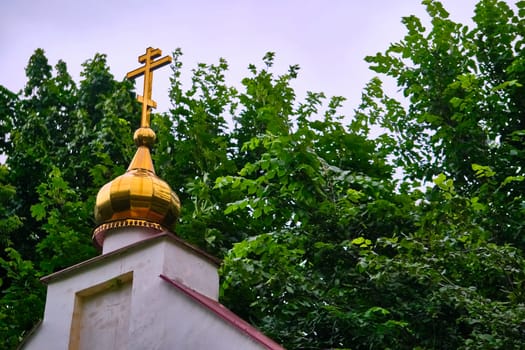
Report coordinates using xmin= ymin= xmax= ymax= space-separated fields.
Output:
xmin=93 ymin=218 xmax=165 ymax=250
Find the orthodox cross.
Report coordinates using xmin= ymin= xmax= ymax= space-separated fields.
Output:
xmin=126 ymin=47 xmax=172 ymax=128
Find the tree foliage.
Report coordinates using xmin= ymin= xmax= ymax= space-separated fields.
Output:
xmin=0 ymin=49 xmax=137 ymax=348
xmin=362 ymin=0 xmax=525 ymax=247
xmin=1 ymin=1 xmax=525 ymax=349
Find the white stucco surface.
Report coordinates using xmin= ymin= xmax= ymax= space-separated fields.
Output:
xmin=102 ymin=226 xmax=158 ymax=254
xmin=150 ymin=282 xmax=272 ymax=350
xmin=75 ymin=278 xmax=132 ymax=349
xmin=21 ymin=229 xmax=280 ymax=350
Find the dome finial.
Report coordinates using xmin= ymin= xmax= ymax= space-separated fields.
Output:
xmin=93 ymin=48 xmax=180 ymax=249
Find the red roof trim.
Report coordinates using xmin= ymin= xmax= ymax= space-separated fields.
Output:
xmin=159 ymin=275 xmax=285 ymax=350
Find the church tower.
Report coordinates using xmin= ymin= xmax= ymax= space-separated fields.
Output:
xmin=20 ymin=48 xmax=283 ymax=350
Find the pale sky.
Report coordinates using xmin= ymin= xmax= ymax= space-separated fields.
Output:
xmin=1 ymin=1 xmax=482 ymax=115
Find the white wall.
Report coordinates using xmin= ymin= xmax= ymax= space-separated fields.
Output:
xmin=22 ymin=231 xmax=222 ymax=350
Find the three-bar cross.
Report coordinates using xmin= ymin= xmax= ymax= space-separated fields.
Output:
xmin=126 ymin=47 xmax=172 ymax=128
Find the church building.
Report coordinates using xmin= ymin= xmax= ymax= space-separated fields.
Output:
xmin=20 ymin=48 xmax=284 ymax=350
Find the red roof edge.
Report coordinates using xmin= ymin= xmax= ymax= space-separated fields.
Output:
xmin=159 ymin=275 xmax=285 ymax=350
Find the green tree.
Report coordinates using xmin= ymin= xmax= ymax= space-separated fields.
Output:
xmin=362 ymin=0 xmax=525 ymax=247
xmin=0 ymin=49 xmax=138 ymax=347
xmin=153 ymin=49 xmax=239 ymax=255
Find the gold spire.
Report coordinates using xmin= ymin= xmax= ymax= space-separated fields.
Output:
xmin=93 ymin=47 xmax=180 ymax=248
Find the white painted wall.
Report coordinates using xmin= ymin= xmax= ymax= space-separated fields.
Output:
xmin=102 ymin=227 xmax=159 ymax=254
xmin=76 ymin=279 xmax=132 ymax=350
xmin=21 ymin=230 xmax=273 ymax=350
xmin=142 ymin=282 xmax=270 ymax=350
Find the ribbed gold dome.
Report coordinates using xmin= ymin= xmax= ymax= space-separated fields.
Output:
xmin=93 ymin=127 xmax=181 ymax=247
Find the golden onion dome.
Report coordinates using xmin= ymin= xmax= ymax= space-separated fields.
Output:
xmin=93 ymin=127 xmax=181 ymax=248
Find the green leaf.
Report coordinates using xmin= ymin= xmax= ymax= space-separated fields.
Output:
xmin=30 ymin=203 xmax=46 ymax=221
xmin=472 ymin=164 xmax=495 ymax=178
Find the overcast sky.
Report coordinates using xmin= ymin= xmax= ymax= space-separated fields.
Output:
xmin=2 ymin=1 xmax=483 ymax=115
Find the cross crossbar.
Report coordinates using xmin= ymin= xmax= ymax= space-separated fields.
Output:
xmin=126 ymin=47 xmax=172 ymax=128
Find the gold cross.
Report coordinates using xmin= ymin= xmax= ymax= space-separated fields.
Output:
xmin=126 ymin=47 xmax=172 ymax=128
